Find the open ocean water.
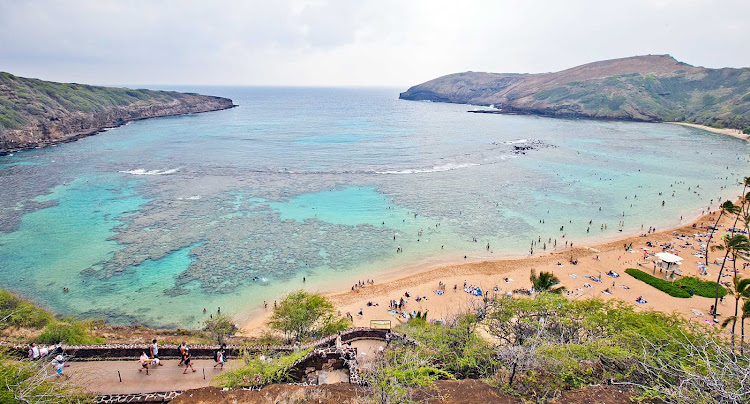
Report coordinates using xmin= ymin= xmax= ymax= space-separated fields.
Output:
xmin=0 ymin=86 xmax=747 ymax=328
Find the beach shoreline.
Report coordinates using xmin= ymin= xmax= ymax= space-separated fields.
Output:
xmin=238 ymin=201 xmax=741 ymax=335
xmin=667 ymin=122 xmax=749 ymax=141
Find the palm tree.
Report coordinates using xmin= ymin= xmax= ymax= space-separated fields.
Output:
xmin=705 ymin=200 xmax=738 ymax=267
xmin=742 ymin=299 xmax=750 ymax=354
xmin=530 ymin=269 xmax=565 ymax=294
xmin=720 ymin=277 xmax=750 ymax=349
xmin=711 ymin=234 xmax=750 ymax=321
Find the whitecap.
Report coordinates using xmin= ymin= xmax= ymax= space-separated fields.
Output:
xmin=119 ymin=168 xmax=180 ymax=176
xmin=377 ymin=162 xmax=480 ymax=175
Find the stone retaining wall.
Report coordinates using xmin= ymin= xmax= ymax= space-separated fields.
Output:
xmin=95 ymin=391 xmax=182 ymax=403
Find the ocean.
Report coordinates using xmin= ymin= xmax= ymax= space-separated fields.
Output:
xmin=0 ymin=86 xmax=747 ymax=328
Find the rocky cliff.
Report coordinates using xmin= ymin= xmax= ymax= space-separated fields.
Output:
xmin=400 ymin=55 xmax=750 ymax=130
xmin=0 ymin=72 xmax=236 ymax=154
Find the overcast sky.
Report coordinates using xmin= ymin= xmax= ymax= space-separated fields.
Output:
xmin=1 ymin=0 xmax=748 ymax=87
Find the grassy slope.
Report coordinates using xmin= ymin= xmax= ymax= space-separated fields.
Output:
xmin=528 ymin=70 xmax=750 ymax=129
xmin=0 ymin=72 xmax=194 ymax=130
xmin=400 ymin=55 xmax=750 ymax=130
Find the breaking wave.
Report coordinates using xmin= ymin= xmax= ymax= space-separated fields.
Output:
xmin=376 ymin=162 xmax=481 ymax=175
xmin=119 ymin=168 xmax=180 ymax=176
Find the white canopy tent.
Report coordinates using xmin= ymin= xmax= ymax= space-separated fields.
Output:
xmin=654 ymin=252 xmax=683 ymax=277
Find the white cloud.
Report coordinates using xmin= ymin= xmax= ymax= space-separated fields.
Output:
xmin=0 ymin=0 xmax=748 ymax=86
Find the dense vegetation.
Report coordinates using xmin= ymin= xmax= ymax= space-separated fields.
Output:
xmin=0 ymin=289 xmax=102 ymax=345
xmin=376 ymin=295 xmax=747 ymax=403
xmin=215 ymin=289 xmax=749 ymax=403
xmin=216 ymin=347 xmax=313 ymax=388
xmin=400 ymin=55 xmax=750 ymax=130
xmin=0 ymin=349 xmax=91 ymax=403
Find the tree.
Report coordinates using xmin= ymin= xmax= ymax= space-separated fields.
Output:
xmin=530 ymin=269 xmax=565 ymax=293
xmin=705 ymin=200 xmax=738 ymax=267
xmin=730 ymin=179 xmax=750 ymax=234
xmin=268 ymin=290 xmax=349 ymax=342
xmin=742 ymin=300 xmax=750 ymax=354
xmin=720 ymin=277 xmax=750 ymax=349
xmin=203 ymin=314 xmax=238 ymax=344
xmin=0 ymin=350 xmax=90 ymax=403
xmin=361 ymin=342 xmax=450 ymax=404
xmin=710 ymin=234 xmax=750 ymax=321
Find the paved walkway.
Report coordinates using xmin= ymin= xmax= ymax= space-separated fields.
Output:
xmin=65 ymin=337 xmax=389 ymax=395
xmin=67 ymin=359 xmax=240 ymax=395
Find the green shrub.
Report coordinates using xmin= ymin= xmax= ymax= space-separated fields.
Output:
xmin=484 ymin=294 xmax=719 ymax=399
xmin=215 ymin=348 xmax=312 ymax=388
xmin=625 ymin=268 xmax=691 ymax=298
xmin=0 ymin=349 xmax=92 ymax=403
xmin=0 ymin=290 xmax=54 ymax=329
xmin=38 ymin=319 xmax=104 ymax=345
xmin=674 ymin=276 xmax=727 ymax=298
xmin=396 ymin=313 xmax=498 ymax=379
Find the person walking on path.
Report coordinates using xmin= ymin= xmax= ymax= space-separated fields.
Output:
xmin=178 ymin=342 xmax=187 ymax=366
xmin=139 ymin=352 xmax=152 ymax=375
xmin=150 ymin=339 xmax=163 ymax=366
xmin=213 ymin=344 xmax=226 ymax=369
xmin=182 ymin=346 xmax=196 ymax=374
xmin=52 ymin=354 xmax=68 ymax=379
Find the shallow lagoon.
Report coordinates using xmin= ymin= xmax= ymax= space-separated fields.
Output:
xmin=0 ymin=87 xmax=747 ymax=327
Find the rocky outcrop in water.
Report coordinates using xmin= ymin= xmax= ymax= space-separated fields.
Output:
xmin=0 ymin=72 xmax=235 ymax=154
xmin=400 ymin=55 xmax=750 ymax=130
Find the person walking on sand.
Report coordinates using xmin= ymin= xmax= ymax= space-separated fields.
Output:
xmin=139 ymin=352 xmax=151 ymax=375
xmin=182 ymin=346 xmax=196 ymax=374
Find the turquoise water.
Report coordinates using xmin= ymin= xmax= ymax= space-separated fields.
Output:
xmin=0 ymin=87 xmax=747 ymax=327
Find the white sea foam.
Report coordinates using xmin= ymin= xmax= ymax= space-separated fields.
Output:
xmin=503 ymin=138 xmax=530 ymax=144
xmin=377 ymin=162 xmax=480 ymax=175
xmin=119 ymin=168 xmax=180 ymax=176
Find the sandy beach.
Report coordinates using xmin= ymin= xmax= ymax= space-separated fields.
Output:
xmin=668 ymin=122 xmax=749 ymax=141
xmin=239 ymin=205 xmax=746 ymax=336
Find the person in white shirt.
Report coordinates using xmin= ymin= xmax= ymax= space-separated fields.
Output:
xmin=52 ymin=354 xmax=67 ymax=378
xmin=139 ymin=352 xmax=152 ymax=375
xmin=28 ymin=343 xmax=40 ymax=360
xmin=149 ymin=339 xmax=163 ymax=366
